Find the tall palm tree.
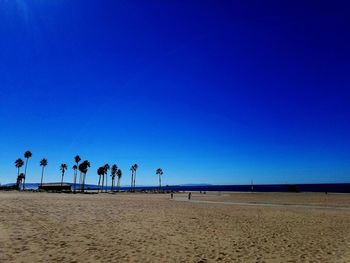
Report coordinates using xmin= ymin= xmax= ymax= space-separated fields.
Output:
xmin=15 ymin=158 xmax=24 ymax=178
xmin=133 ymin=164 xmax=138 ymax=190
xmin=103 ymin=164 xmax=110 ymax=193
xmin=130 ymin=165 xmax=134 ymax=191
xmin=156 ymin=168 xmax=163 ymax=190
xmin=60 ymin=163 xmax=68 ymax=186
xmin=23 ymin=151 xmax=32 ymax=190
xmin=97 ymin=167 xmax=104 ymax=193
xmin=74 ymin=155 xmax=81 ymax=191
xmin=39 ymin=158 xmax=48 ymax=188
xmin=111 ymin=164 xmax=118 ymax=192
xmin=101 ymin=166 xmax=105 ymax=193
xmin=79 ymin=160 xmax=90 ymax=192
xmin=78 ymin=161 xmax=85 ymax=193
xmin=117 ymin=169 xmax=122 ymax=192
xmin=72 ymin=165 xmax=78 ymax=193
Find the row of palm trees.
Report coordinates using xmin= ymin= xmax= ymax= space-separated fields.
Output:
xmin=97 ymin=164 xmax=123 ymax=192
xmin=14 ymin=151 xmax=164 ymax=192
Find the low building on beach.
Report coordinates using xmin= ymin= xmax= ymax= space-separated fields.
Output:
xmin=38 ymin=184 xmax=71 ymax=192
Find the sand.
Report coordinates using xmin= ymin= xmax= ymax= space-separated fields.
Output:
xmin=0 ymin=191 xmax=349 ymax=262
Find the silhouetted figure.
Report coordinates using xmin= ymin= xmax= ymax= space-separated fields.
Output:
xmin=171 ymin=193 xmax=173 ymax=199
xmin=188 ymin=192 xmax=192 ymax=200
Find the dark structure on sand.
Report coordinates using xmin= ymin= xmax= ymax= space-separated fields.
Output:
xmin=38 ymin=183 xmax=71 ymax=192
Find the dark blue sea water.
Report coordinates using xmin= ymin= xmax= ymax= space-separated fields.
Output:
xmin=160 ymin=183 xmax=350 ymax=193
xmin=3 ymin=183 xmax=349 ymax=193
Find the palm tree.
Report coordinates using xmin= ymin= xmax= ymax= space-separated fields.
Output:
xmin=14 ymin=158 xmax=24 ymax=178
xmin=60 ymin=163 xmax=68 ymax=186
xmin=101 ymin=166 xmax=105 ymax=193
xmin=133 ymin=164 xmax=138 ymax=190
xmin=130 ymin=165 xmax=134 ymax=191
xmin=39 ymin=158 xmax=48 ymax=188
xmin=83 ymin=160 xmax=90 ymax=190
xmin=83 ymin=160 xmax=91 ymax=192
xmin=79 ymin=160 xmax=90 ymax=193
xmin=103 ymin=164 xmax=110 ymax=192
xmin=74 ymin=155 xmax=81 ymax=191
xmin=117 ymin=169 xmax=122 ymax=192
xmin=72 ymin=165 xmax=78 ymax=193
xmin=111 ymin=164 xmax=118 ymax=192
xmin=156 ymin=168 xmax=163 ymax=190
xmin=97 ymin=167 xmax=104 ymax=193
xmin=23 ymin=151 xmax=32 ymax=190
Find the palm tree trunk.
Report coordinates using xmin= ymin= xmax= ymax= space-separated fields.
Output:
xmin=159 ymin=175 xmax=161 ymax=190
xmin=16 ymin=177 xmax=20 ymax=190
xmin=105 ymin=174 xmax=108 ymax=193
xmin=40 ymin=167 xmax=45 ymax=187
xmin=101 ymin=174 xmax=105 ymax=193
xmin=133 ymin=171 xmax=136 ymax=191
xmin=79 ymin=172 xmax=82 ymax=189
xmin=130 ymin=172 xmax=133 ymax=191
xmin=61 ymin=172 xmax=64 ymax=186
xmin=23 ymin=158 xmax=29 ymax=190
xmin=117 ymin=178 xmax=121 ymax=192
xmin=16 ymin=167 xmax=20 ymax=190
xmin=82 ymin=173 xmax=86 ymax=192
xmin=97 ymin=175 xmax=101 ymax=193
xmin=79 ymin=172 xmax=83 ymax=192
xmin=75 ymin=162 xmax=79 ymax=192
xmin=73 ymin=171 xmax=77 ymax=193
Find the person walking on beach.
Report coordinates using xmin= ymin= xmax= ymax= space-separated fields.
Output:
xmin=188 ymin=192 xmax=192 ymax=200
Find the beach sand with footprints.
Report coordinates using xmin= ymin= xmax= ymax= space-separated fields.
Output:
xmin=0 ymin=191 xmax=349 ymax=262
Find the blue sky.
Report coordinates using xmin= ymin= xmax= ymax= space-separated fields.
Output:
xmin=0 ymin=0 xmax=349 ymax=185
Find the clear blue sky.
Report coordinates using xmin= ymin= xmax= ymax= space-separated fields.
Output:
xmin=0 ymin=1 xmax=349 ymax=185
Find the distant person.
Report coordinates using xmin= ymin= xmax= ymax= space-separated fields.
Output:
xmin=171 ymin=193 xmax=173 ymax=199
xmin=188 ymin=192 xmax=192 ymax=200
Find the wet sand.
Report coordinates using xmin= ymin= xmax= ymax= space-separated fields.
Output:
xmin=0 ymin=191 xmax=349 ymax=262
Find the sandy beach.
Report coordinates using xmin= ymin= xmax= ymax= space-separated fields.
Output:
xmin=0 ymin=192 xmax=349 ymax=262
